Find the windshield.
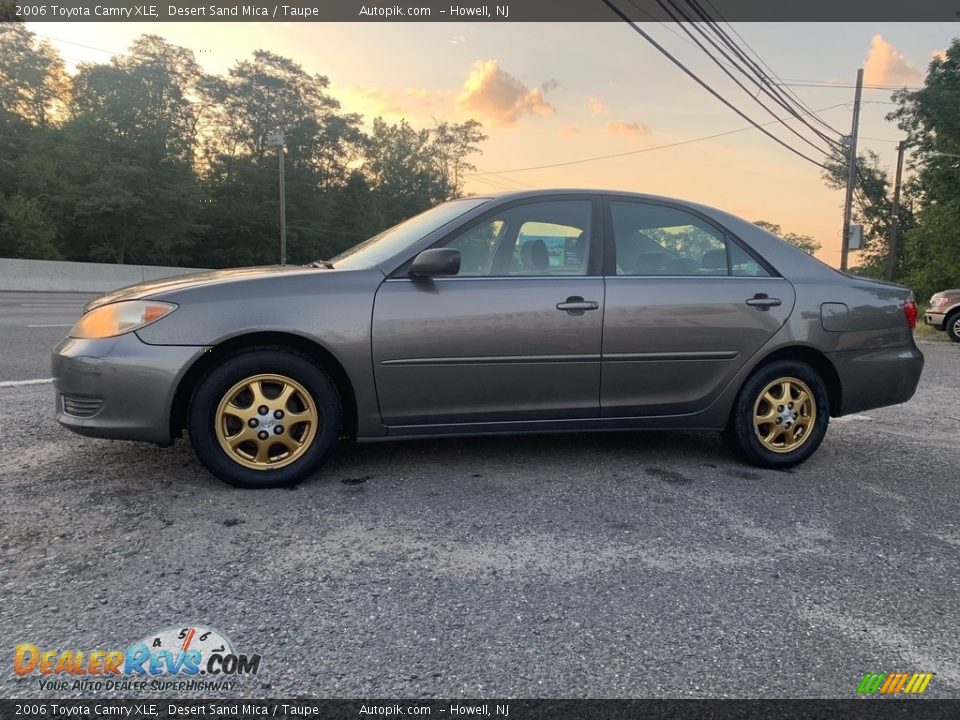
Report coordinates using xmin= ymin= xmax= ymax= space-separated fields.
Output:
xmin=330 ymin=198 xmax=489 ymax=269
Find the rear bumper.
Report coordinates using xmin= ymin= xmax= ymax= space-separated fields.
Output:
xmin=924 ymin=312 xmax=945 ymax=330
xmin=52 ymin=333 xmax=207 ymax=445
xmin=829 ymin=343 xmax=924 ymax=416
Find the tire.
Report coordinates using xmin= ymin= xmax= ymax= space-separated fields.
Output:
xmin=723 ymin=359 xmax=830 ymax=470
xmin=188 ymin=347 xmax=342 ymax=488
xmin=947 ymin=311 xmax=960 ymax=343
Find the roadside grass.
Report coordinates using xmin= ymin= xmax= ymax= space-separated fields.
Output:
xmin=915 ymin=302 xmax=950 ymax=342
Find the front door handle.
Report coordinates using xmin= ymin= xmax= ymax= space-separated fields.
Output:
xmin=557 ymin=296 xmax=600 ymax=316
xmin=746 ymin=293 xmax=782 ymax=310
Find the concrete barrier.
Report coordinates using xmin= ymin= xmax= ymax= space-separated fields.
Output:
xmin=0 ymin=257 xmax=210 ymax=293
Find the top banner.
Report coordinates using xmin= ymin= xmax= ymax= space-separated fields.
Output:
xmin=2 ymin=0 xmax=959 ymax=22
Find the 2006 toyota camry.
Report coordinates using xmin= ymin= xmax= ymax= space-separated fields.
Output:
xmin=53 ymin=190 xmax=924 ymax=488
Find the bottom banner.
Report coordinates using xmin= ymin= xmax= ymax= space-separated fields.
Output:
xmin=1 ymin=700 xmax=959 ymax=720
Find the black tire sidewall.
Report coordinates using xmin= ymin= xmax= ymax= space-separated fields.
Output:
xmin=728 ymin=359 xmax=830 ymax=469
xmin=188 ymin=349 xmax=341 ymax=488
xmin=947 ymin=311 xmax=960 ymax=343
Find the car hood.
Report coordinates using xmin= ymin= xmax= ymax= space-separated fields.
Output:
xmin=85 ymin=265 xmax=328 ymax=311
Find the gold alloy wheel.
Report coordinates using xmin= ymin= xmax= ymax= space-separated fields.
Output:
xmin=214 ymin=373 xmax=319 ymax=470
xmin=752 ymin=377 xmax=817 ymax=454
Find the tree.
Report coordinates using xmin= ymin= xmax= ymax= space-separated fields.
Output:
xmin=821 ymin=147 xmax=909 ymax=277
xmin=752 ymin=220 xmax=822 ymax=256
xmin=64 ymin=36 xmax=205 ymax=264
xmin=360 ymin=117 xmax=488 ymax=231
xmin=0 ymin=24 xmax=70 ymax=127
xmin=429 ymin=119 xmax=488 ymax=199
xmin=887 ymin=38 xmax=960 ymax=299
xmin=0 ymin=30 xmax=489 ymax=268
xmin=0 ymin=192 xmax=61 ymax=259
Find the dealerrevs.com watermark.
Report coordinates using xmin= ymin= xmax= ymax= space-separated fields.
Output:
xmin=12 ymin=626 xmax=261 ymax=693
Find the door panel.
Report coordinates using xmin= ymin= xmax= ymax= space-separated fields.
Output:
xmin=601 ymin=277 xmax=795 ymax=417
xmin=373 ymin=277 xmax=604 ymax=425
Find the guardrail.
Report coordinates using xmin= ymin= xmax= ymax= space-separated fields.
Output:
xmin=0 ymin=258 xmax=209 ymax=293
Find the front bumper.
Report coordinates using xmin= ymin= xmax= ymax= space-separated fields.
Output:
xmin=829 ymin=343 xmax=924 ymax=416
xmin=52 ymin=332 xmax=207 ymax=445
xmin=924 ymin=311 xmax=945 ymax=330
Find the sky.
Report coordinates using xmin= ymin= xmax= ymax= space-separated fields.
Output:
xmin=26 ymin=20 xmax=960 ymax=267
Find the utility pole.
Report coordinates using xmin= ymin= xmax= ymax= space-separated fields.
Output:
xmin=885 ymin=140 xmax=906 ymax=282
xmin=840 ymin=68 xmax=864 ymax=272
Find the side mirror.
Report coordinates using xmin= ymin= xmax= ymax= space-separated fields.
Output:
xmin=409 ymin=248 xmax=460 ymax=278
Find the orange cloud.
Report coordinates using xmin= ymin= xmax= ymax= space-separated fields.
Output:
xmin=341 ymin=86 xmax=406 ymax=116
xmin=560 ymin=125 xmax=581 ymax=138
xmin=335 ymin=85 xmax=449 ymax=121
xmin=605 ymin=119 xmax=650 ymax=142
xmin=863 ymin=35 xmax=923 ymax=86
xmin=457 ymin=60 xmax=555 ymax=126
xmin=589 ymin=97 xmax=608 ymax=116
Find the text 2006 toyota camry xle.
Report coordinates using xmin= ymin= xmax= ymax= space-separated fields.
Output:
xmin=53 ymin=190 xmax=924 ymax=488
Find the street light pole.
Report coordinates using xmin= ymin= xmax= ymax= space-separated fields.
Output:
xmin=267 ymin=101 xmax=288 ymax=266
xmin=278 ymin=134 xmax=286 ymax=266
xmin=840 ymin=68 xmax=864 ymax=272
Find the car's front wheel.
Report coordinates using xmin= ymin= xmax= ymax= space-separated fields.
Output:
xmin=188 ymin=348 xmax=341 ymax=488
xmin=947 ymin=312 xmax=960 ymax=343
xmin=724 ymin=359 xmax=829 ymax=469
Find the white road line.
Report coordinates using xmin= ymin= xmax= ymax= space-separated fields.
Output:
xmin=0 ymin=378 xmax=54 ymax=387
xmin=27 ymin=323 xmax=72 ymax=328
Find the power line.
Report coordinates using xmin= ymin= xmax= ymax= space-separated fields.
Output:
xmin=680 ymin=0 xmax=843 ymax=144
xmin=469 ymin=175 xmax=522 ymax=192
xmin=775 ymin=81 xmax=922 ymax=90
xmin=468 ymin=102 xmax=850 ymax=176
xmin=859 ymin=135 xmax=903 ymax=143
xmin=651 ymin=0 xmax=838 ymax=156
xmin=30 ymin=33 xmax=123 ymax=56
xmin=599 ymin=0 xmax=831 ymax=171
xmin=615 ymin=2 xmax=743 ymax=75
xmin=483 ymin=171 xmax=534 ymax=189
xmin=698 ymin=0 xmax=843 ymax=137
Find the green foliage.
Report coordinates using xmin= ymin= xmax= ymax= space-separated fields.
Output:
xmin=0 ymin=192 xmax=61 ymax=259
xmin=0 ymin=24 xmax=69 ymax=126
xmin=818 ymin=37 xmax=960 ymax=297
xmin=821 ymin=147 xmax=907 ymax=279
xmin=752 ymin=220 xmax=821 ymax=256
xmin=644 ymin=226 xmax=720 ymax=259
xmin=0 ymin=28 xmax=488 ymax=268
xmin=887 ymin=38 xmax=960 ymax=300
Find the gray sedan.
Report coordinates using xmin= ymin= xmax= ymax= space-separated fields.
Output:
xmin=53 ymin=190 xmax=924 ymax=488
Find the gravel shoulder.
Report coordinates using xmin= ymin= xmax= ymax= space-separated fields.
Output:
xmin=0 ymin=341 xmax=957 ymax=699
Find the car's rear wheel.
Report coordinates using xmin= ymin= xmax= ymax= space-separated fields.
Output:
xmin=724 ymin=359 xmax=829 ymax=469
xmin=188 ymin=348 xmax=341 ymax=488
xmin=947 ymin=311 xmax=960 ymax=343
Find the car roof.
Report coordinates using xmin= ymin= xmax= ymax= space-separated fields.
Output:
xmin=467 ymin=188 xmax=708 ymax=204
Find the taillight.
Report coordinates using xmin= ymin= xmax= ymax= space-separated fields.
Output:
xmin=903 ymin=299 xmax=918 ymax=330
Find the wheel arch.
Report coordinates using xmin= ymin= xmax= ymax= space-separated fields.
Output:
xmin=945 ymin=306 xmax=960 ymax=335
xmin=169 ymin=331 xmax=358 ymax=442
xmin=740 ymin=345 xmax=843 ymax=419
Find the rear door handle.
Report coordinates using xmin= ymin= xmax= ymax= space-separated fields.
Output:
xmin=557 ymin=296 xmax=600 ymax=316
xmin=746 ymin=293 xmax=782 ymax=310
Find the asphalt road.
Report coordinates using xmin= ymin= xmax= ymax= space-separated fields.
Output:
xmin=0 ymin=292 xmax=95 ymax=383
xmin=0 ymin=298 xmax=957 ymax=698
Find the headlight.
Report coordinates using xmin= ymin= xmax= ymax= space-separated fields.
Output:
xmin=69 ymin=301 xmax=178 ymax=339
xmin=929 ymin=295 xmax=946 ymax=308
